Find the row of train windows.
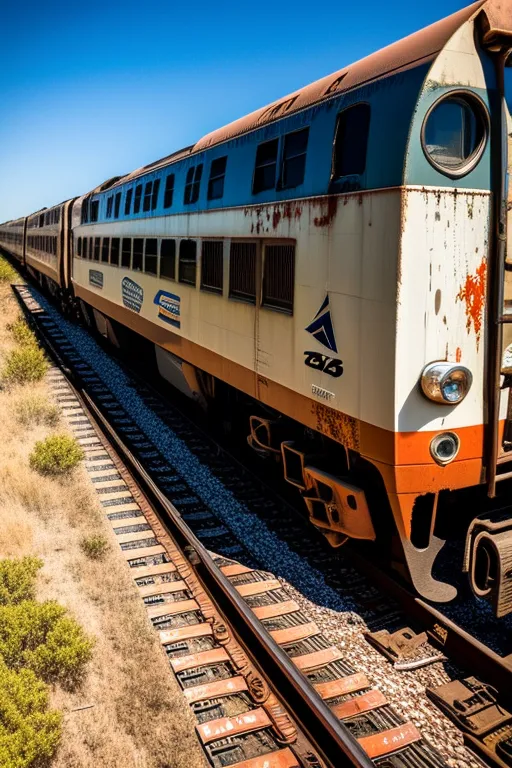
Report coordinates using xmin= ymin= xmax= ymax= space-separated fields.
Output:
xmin=0 ymin=232 xmax=23 ymax=245
xmin=75 ymin=236 xmax=294 ymax=313
xmin=84 ymin=103 xmax=371 ymax=221
xmin=29 ymin=209 xmax=60 ymax=228
xmin=28 ymin=235 xmax=58 ymax=255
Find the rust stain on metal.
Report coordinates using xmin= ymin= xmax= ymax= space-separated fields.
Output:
xmin=272 ymin=203 xmax=302 ymax=230
xmin=313 ymin=196 xmax=338 ymax=228
xmin=457 ymin=258 xmax=487 ymax=348
xmin=313 ymin=402 xmax=359 ymax=450
xmin=455 ymin=347 xmax=462 ymax=363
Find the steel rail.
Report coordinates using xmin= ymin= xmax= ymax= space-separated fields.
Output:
xmin=343 ymin=545 xmax=512 ymax=709
xmin=14 ymin=284 xmax=374 ymax=768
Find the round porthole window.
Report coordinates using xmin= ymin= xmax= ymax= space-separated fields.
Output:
xmin=422 ymin=92 xmax=488 ymax=177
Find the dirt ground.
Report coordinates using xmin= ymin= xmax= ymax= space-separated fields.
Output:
xmin=0 ymin=276 xmax=207 ymax=768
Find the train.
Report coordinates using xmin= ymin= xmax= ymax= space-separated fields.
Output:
xmin=2 ymin=0 xmax=512 ymax=618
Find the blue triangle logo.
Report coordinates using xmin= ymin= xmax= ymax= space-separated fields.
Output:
xmin=305 ymin=295 xmax=338 ymax=353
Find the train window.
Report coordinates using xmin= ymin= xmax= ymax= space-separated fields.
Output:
xmin=229 ymin=242 xmax=256 ymax=303
xmin=39 ymin=213 xmax=45 ymax=227
xmin=151 ymin=179 xmax=160 ymax=210
xmin=160 ymin=239 xmax=176 ymax=279
xmin=184 ymin=165 xmax=203 ymax=204
xmin=164 ymin=174 xmax=175 ymax=208
xmin=262 ymin=244 xmax=295 ymax=313
xmin=133 ymin=238 xmax=143 ymax=271
xmin=77 ymin=238 xmax=82 ymax=257
xmin=253 ymin=138 xmax=279 ymax=194
xmin=207 ymin=157 xmax=227 ymax=200
xmin=110 ymin=237 xmax=120 ymax=266
xmin=145 ymin=238 xmax=158 ymax=275
xmin=125 ymin=189 xmax=133 ymax=216
xmin=83 ymin=238 xmax=88 ymax=260
xmin=143 ymin=181 xmax=153 ymax=212
xmin=106 ymin=196 xmax=113 ymax=218
xmin=53 ymin=236 xmax=57 ymax=254
xmin=94 ymin=237 xmax=101 ymax=261
xmin=281 ymin=129 xmax=309 ymax=189
xmin=91 ymin=201 xmax=99 ymax=222
xmin=178 ymin=239 xmax=197 ymax=285
xmin=101 ymin=238 xmax=110 ymax=263
xmin=121 ymin=238 xmax=132 ymax=268
xmin=331 ymin=104 xmax=370 ymax=180
xmin=56 ymin=208 xmax=60 ymax=223
xmin=422 ymin=93 xmax=488 ymax=177
xmin=114 ymin=192 xmax=121 ymax=218
xmin=201 ymin=241 xmax=223 ymax=294
xmin=134 ymin=184 xmax=143 ymax=214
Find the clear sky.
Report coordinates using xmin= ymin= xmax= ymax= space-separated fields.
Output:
xmin=0 ymin=0 xmax=471 ymax=221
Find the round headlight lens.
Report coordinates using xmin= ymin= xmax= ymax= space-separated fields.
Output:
xmin=420 ymin=362 xmax=473 ymax=405
xmin=430 ymin=432 xmax=460 ymax=465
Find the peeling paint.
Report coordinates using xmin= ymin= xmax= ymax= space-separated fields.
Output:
xmin=457 ymin=258 xmax=487 ymax=347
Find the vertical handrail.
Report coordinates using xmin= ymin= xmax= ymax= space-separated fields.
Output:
xmin=487 ymin=49 xmax=510 ymax=497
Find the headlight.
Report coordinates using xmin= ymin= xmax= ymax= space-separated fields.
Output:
xmin=430 ymin=432 xmax=460 ymax=465
xmin=420 ymin=362 xmax=473 ymax=404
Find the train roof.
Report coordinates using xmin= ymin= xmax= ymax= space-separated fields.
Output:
xmin=97 ymin=0 xmax=512 ymax=193
xmin=194 ymin=2 xmax=487 ymax=152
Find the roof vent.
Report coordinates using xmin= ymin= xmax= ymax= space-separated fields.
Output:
xmin=258 ymin=96 xmax=298 ymax=124
xmin=324 ymin=72 xmax=348 ymax=96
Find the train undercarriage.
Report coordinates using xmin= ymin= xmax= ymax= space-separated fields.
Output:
xmin=8 ymin=267 xmax=512 ymax=621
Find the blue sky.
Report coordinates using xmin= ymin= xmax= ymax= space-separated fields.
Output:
xmin=0 ymin=0 xmax=470 ymax=221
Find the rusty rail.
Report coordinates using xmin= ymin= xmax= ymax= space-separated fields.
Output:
xmin=14 ymin=283 xmax=373 ymax=768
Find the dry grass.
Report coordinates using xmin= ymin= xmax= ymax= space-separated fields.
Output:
xmin=0 ymin=277 xmax=206 ymax=768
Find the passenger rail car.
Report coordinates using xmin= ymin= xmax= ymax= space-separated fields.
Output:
xmin=0 ymin=216 xmax=26 ymax=264
xmin=2 ymin=0 xmax=512 ymax=617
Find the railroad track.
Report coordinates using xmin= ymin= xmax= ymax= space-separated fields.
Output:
xmin=13 ymin=281 xmax=512 ymax=768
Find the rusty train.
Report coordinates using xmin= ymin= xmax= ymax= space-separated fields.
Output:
xmin=2 ymin=0 xmax=512 ymax=617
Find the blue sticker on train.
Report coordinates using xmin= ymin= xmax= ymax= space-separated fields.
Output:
xmin=122 ymin=277 xmax=144 ymax=313
xmin=89 ymin=270 xmax=104 ymax=289
xmin=154 ymin=290 xmax=180 ymax=328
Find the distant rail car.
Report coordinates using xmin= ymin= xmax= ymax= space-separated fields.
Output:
xmin=2 ymin=0 xmax=512 ymax=616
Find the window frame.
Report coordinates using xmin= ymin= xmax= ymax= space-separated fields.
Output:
xmin=178 ymin=239 xmax=197 ymax=285
xmin=184 ymin=164 xmax=203 ymax=205
xmin=279 ymin=128 xmax=309 ymax=190
xmin=160 ymin=239 xmax=176 ymax=280
xmin=229 ymin=240 xmax=258 ymax=304
xmin=144 ymin=238 xmax=158 ymax=275
xmin=420 ymin=90 xmax=489 ymax=179
xmin=261 ymin=240 xmax=295 ymax=315
xmin=200 ymin=240 xmax=224 ymax=294
xmin=207 ymin=156 xmax=227 ymax=200
xmin=252 ymin=138 xmax=279 ymax=194
xmin=330 ymin=102 xmax=371 ymax=184
xmin=133 ymin=184 xmax=143 ymax=214
xmin=163 ymin=174 xmax=175 ymax=209
xmin=125 ymin=188 xmax=133 ymax=216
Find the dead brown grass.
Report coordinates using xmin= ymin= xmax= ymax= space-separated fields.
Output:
xmin=0 ymin=279 xmax=206 ymax=768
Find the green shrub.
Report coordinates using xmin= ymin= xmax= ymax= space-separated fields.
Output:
xmin=0 ymin=600 xmax=93 ymax=688
xmin=0 ymin=258 xmax=18 ymax=284
xmin=6 ymin=318 xmax=37 ymax=348
xmin=0 ymin=659 xmax=62 ymax=768
xmin=29 ymin=434 xmax=83 ymax=475
xmin=2 ymin=346 xmax=48 ymax=385
xmin=0 ymin=558 xmax=43 ymax=606
xmin=80 ymin=534 xmax=109 ymax=560
xmin=15 ymin=395 xmax=59 ymax=428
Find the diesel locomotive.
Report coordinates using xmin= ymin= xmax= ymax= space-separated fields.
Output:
xmin=2 ymin=0 xmax=512 ymax=617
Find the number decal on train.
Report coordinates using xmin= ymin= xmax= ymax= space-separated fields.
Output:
xmin=304 ymin=352 xmax=343 ymax=378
